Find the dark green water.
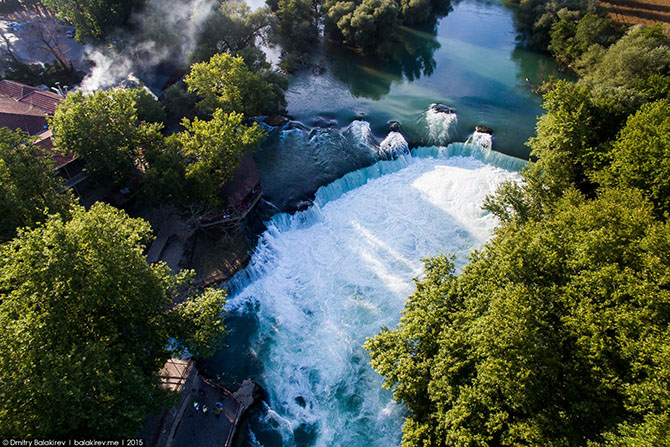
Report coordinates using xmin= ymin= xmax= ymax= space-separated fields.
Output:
xmin=283 ymin=0 xmax=559 ymax=159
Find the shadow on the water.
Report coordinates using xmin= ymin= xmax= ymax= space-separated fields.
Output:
xmin=325 ymin=14 xmax=451 ymax=101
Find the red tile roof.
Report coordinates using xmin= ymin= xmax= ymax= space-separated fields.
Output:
xmin=19 ymin=90 xmax=63 ymax=115
xmin=0 ymin=80 xmax=72 ymax=169
xmin=0 ymin=79 xmax=37 ymax=100
xmin=34 ymin=130 xmax=75 ymax=170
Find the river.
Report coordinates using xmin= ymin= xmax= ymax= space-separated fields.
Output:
xmin=199 ymin=1 xmax=557 ymax=445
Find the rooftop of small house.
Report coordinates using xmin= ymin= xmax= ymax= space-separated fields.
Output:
xmin=0 ymin=79 xmax=76 ymax=170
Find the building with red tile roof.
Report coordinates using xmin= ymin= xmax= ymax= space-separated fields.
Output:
xmin=0 ymin=79 xmax=88 ymax=195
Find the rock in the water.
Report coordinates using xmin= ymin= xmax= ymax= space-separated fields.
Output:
xmin=284 ymin=120 xmax=310 ymax=131
xmin=431 ymin=103 xmax=455 ymax=114
xmin=475 ymin=125 xmax=494 ymax=134
xmin=265 ymin=115 xmax=289 ymax=127
xmin=389 ymin=121 xmax=400 ymax=132
xmin=233 ymin=379 xmax=265 ymax=411
xmin=312 ymin=116 xmax=338 ymax=128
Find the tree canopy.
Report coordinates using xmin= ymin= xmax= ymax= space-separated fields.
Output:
xmin=601 ymin=99 xmax=670 ymax=218
xmin=0 ymin=128 xmax=74 ymax=242
xmin=39 ymin=0 xmax=141 ymax=41
xmin=50 ymin=88 xmax=161 ymax=186
xmin=176 ymin=109 xmax=265 ymax=207
xmin=185 ymin=52 xmax=288 ymax=117
xmin=578 ymin=25 xmax=670 ymax=98
xmin=195 ymin=1 xmax=273 ymax=63
xmin=366 ymin=188 xmax=670 ymax=446
xmin=0 ymin=203 xmax=227 ymax=438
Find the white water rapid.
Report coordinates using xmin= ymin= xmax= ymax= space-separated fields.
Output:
xmin=468 ymin=131 xmax=493 ymax=151
xmin=379 ymin=131 xmax=410 ymax=159
xmin=225 ymin=135 xmax=524 ymax=446
xmin=424 ymin=108 xmax=459 ymax=144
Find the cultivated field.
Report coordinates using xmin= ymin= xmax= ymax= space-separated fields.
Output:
xmin=600 ymin=0 xmax=670 ymax=26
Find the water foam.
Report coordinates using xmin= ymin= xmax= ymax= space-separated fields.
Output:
xmin=469 ymin=131 xmax=493 ymax=151
xmin=424 ymin=108 xmax=459 ymax=145
xmin=225 ymin=149 xmax=521 ymax=446
xmin=379 ymin=131 xmax=410 ymax=159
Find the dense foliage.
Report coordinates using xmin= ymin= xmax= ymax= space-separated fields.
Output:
xmin=39 ymin=0 xmax=141 ymax=40
xmin=0 ymin=128 xmax=74 ymax=242
xmin=49 ymin=88 xmax=162 ymax=186
xmin=601 ymin=99 xmax=670 ymax=218
xmin=176 ymin=109 xmax=266 ymax=206
xmin=508 ymin=0 xmax=595 ymax=50
xmin=185 ymin=52 xmax=288 ymax=117
xmin=366 ymin=188 xmax=670 ymax=446
xmin=266 ymin=0 xmax=450 ymax=52
xmin=194 ymin=2 xmax=273 ymax=63
xmin=0 ymin=203 xmax=227 ymax=438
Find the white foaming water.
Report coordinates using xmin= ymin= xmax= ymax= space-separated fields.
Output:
xmin=379 ymin=131 xmax=410 ymax=159
xmin=424 ymin=108 xmax=458 ymax=145
xmin=347 ymin=120 xmax=374 ymax=147
xmin=226 ymin=147 xmax=522 ymax=446
xmin=468 ymin=131 xmax=493 ymax=151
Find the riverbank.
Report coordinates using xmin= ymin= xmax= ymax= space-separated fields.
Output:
xmin=139 ymin=206 xmax=253 ymax=290
xmin=139 ymin=358 xmax=264 ymax=447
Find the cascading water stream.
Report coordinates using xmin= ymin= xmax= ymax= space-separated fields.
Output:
xmin=379 ymin=131 xmax=410 ymax=159
xmin=423 ymin=107 xmax=459 ymax=145
xmin=218 ymin=123 xmax=525 ymax=445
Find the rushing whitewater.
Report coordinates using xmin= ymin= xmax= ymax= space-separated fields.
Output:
xmin=379 ymin=131 xmax=410 ymax=159
xmin=224 ymin=140 xmax=523 ymax=446
xmin=468 ymin=131 xmax=493 ymax=151
xmin=423 ymin=108 xmax=458 ymax=145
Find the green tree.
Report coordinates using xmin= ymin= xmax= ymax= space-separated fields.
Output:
xmin=0 ymin=203 xmax=227 ymax=438
xmin=0 ymin=128 xmax=74 ymax=242
xmin=39 ymin=0 xmax=140 ymax=41
xmin=194 ymin=2 xmax=272 ymax=63
xmin=272 ymin=0 xmax=319 ymax=53
xmin=508 ymin=0 xmax=592 ymax=50
xmin=133 ymin=87 xmax=166 ymax=124
xmin=579 ymin=25 xmax=670 ymax=95
xmin=524 ymin=80 xmax=606 ymax=203
xmin=325 ymin=0 xmax=400 ymax=50
xmin=141 ymin=134 xmax=193 ymax=206
xmin=50 ymin=89 xmax=160 ymax=186
xmin=177 ymin=109 xmax=266 ymax=207
xmin=185 ymin=52 xmax=288 ymax=116
xmin=366 ymin=188 xmax=670 ymax=447
xmin=600 ymin=99 xmax=670 ymax=218
xmin=549 ymin=11 xmax=618 ymax=68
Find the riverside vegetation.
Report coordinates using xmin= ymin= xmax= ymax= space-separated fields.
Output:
xmin=0 ymin=1 xmax=284 ymax=437
xmin=365 ymin=2 xmax=670 ymax=446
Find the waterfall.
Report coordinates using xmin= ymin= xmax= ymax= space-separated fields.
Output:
xmin=423 ymin=107 xmax=459 ymax=145
xmin=468 ymin=131 xmax=493 ymax=151
xmin=223 ymin=142 xmax=523 ymax=446
xmin=379 ymin=131 xmax=410 ymax=159
xmin=228 ymin=144 xmax=525 ymax=295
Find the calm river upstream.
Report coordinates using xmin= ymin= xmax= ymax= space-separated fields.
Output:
xmin=200 ymin=1 xmax=557 ymax=445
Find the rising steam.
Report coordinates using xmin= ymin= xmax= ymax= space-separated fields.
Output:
xmin=81 ymin=0 xmax=218 ymax=92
